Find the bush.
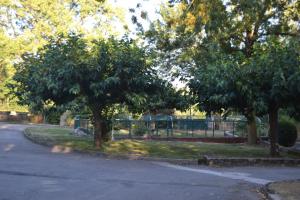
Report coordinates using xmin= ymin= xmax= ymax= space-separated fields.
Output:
xmin=45 ymin=109 xmax=61 ymax=124
xmin=132 ymin=124 xmax=148 ymax=136
xmin=278 ymin=119 xmax=298 ymax=147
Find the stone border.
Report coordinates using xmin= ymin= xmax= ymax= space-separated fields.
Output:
xmin=202 ymin=155 xmax=300 ymax=167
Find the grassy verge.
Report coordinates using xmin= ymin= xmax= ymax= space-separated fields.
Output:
xmin=24 ymin=126 xmax=295 ymax=159
xmin=268 ymin=181 xmax=300 ymax=200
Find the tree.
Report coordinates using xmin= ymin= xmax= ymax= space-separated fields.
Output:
xmin=147 ymin=0 xmax=300 ymax=145
xmin=13 ymin=34 xmax=171 ymax=147
xmin=127 ymin=80 xmax=191 ymax=115
xmin=246 ymin=38 xmax=300 ymax=155
xmin=0 ymin=0 xmax=126 ymax=111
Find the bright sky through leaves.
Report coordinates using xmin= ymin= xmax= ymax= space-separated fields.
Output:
xmin=108 ymin=0 xmax=165 ymax=31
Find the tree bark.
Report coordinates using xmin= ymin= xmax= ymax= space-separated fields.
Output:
xmin=246 ymin=111 xmax=257 ymax=145
xmin=101 ymin=120 xmax=110 ymax=142
xmin=92 ymin=109 xmax=102 ymax=148
xmin=91 ymin=107 xmax=110 ymax=148
xmin=269 ymin=105 xmax=279 ymax=156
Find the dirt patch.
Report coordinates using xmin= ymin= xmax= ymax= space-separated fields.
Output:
xmin=268 ymin=180 xmax=300 ymax=200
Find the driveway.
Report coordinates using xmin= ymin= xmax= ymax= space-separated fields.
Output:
xmin=1 ymin=122 xmax=300 ymax=200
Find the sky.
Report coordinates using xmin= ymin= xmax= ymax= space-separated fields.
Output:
xmin=108 ymin=0 xmax=165 ymax=31
xmin=108 ymin=0 xmax=186 ymax=89
xmin=109 ymin=0 xmax=164 ymax=18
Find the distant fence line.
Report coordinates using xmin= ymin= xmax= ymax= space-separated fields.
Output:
xmin=74 ymin=116 xmax=269 ymax=138
xmin=111 ymin=118 xmax=250 ymax=138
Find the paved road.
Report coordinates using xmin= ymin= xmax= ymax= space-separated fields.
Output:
xmin=1 ymin=123 xmax=300 ymax=200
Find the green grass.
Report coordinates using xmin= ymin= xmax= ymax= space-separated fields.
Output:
xmin=24 ymin=126 xmax=295 ymax=159
xmin=24 ymin=127 xmax=95 ymax=151
xmin=102 ymin=140 xmax=271 ymax=159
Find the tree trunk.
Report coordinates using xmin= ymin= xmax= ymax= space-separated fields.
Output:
xmin=101 ymin=120 xmax=110 ymax=142
xmin=269 ymin=106 xmax=279 ymax=157
xmin=246 ymin=111 xmax=257 ymax=145
xmin=91 ymin=108 xmax=110 ymax=148
xmin=92 ymin=110 xmax=102 ymax=148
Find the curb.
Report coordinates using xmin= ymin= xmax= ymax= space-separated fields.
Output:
xmin=202 ymin=155 xmax=300 ymax=167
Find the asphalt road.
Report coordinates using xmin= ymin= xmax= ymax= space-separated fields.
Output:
xmin=1 ymin=123 xmax=300 ymax=200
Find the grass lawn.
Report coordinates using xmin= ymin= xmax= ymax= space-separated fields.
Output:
xmin=24 ymin=126 xmax=294 ymax=159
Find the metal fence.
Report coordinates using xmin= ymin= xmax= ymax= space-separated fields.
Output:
xmin=74 ymin=116 xmax=268 ymax=138
xmin=112 ymin=118 xmax=251 ymax=138
xmin=74 ymin=116 xmax=94 ymax=134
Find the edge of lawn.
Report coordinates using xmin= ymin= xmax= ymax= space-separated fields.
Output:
xmin=23 ymin=126 xmax=300 ymax=165
xmin=23 ymin=126 xmax=200 ymax=164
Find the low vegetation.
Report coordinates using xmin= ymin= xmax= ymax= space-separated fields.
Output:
xmin=24 ymin=127 xmax=297 ymax=159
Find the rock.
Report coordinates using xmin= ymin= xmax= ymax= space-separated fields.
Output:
xmin=60 ymin=110 xmax=71 ymax=127
xmin=73 ymin=128 xmax=88 ymax=137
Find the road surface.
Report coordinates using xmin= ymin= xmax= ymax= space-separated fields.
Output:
xmin=1 ymin=123 xmax=300 ymax=200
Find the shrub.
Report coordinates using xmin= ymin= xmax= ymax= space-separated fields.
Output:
xmin=278 ymin=119 xmax=298 ymax=147
xmin=45 ymin=109 xmax=61 ymax=124
xmin=132 ymin=124 xmax=148 ymax=136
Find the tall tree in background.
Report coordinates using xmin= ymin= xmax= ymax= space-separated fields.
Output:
xmin=0 ymin=0 xmax=126 ymax=110
xmin=147 ymin=0 xmax=300 ymax=146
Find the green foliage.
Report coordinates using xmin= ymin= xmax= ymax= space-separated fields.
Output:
xmin=284 ymin=105 xmax=300 ymax=121
xmin=148 ymin=0 xmax=300 ymax=153
xmin=132 ymin=124 xmax=148 ymax=136
xmin=0 ymin=102 xmax=28 ymax=112
xmin=279 ymin=112 xmax=297 ymax=125
xmin=127 ymin=81 xmax=191 ymax=114
xmin=278 ymin=119 xmax=298 ymax=147
xmin=0 ymin=0 xmax=127 ymax=112
xmin=12 ymin=33 xmax=185 ymax=143
xmin=148 ymin=0 xmax=300 ymax=116
xmin=13 ymin=35 xmax=148 ymax=112
xmin=44 ymin=107 xmax=63 ymax=125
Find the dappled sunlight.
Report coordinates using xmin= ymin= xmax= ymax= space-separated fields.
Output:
xmin=25 ymin=126 xmax=274 ymax=158
xmin=3 ymin=144 xmax=15 ymax=152
xmin=103 ymin=140 xmax=150 ymax=156
xmin=51 ymin=145 xmax=72 ymax=154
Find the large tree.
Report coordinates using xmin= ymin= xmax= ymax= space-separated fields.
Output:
xmin=147 ymin=0 xmax=300 ymax=146
xmin=0 ymin=0 xmax=126 ymax=110
xmin=13 ymin=34 xmax=177 ymax=147
xmin=247 ymin=38 xmax=300 ymax=155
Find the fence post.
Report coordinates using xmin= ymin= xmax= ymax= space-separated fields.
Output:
xmin=170 ymin=116 xmax=173 ymax=136
xmin=191 ymin=118 xmax=194 ymax=137
xmin=155 ymin=118 xmax=158 ymax=136
xmin=204 ymin=120 xmax=208 ymax=137
xmin=212 ymin=121 xmax=215 ymax=137
xmin=185 ymin=118 xmax=188 ymax=136
xmin=224 ymin=121 xmax=226 ymax=137
xmin=74 ymin=115 xmax=80 ymax=129
xmin=232 ymin=121 xmax=235 ymax=137
xmin=128 ymin=119 xmax=132 ymax=138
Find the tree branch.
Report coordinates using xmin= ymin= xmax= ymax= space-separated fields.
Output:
xmin=259 ymin=31 xmax=300 ymax=37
